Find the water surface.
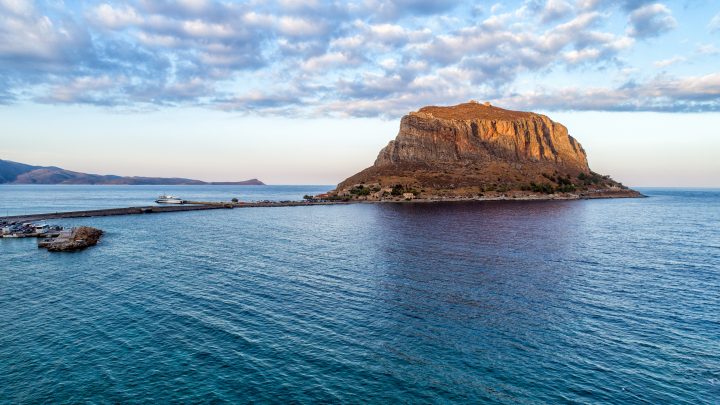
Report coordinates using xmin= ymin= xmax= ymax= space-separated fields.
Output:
xmin=0 ymin=184 xmax=329 ymax=216
xmin=1 ymin=187 xmax=719 ymax=403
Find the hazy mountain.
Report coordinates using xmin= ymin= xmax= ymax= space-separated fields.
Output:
xmin=0 ymin=160 xmax=264 ymax=185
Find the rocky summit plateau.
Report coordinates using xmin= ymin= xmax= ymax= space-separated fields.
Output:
xmin=333 ymin=101 xmax=641 ymax=201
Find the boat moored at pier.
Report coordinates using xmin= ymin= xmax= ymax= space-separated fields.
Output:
xmin=155 ymin=195 xmax=185 ymax=204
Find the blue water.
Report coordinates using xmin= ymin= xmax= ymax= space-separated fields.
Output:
xmin=0 ymin=184 xmax=330 ymax=216
xmin=1 ymin=186 xmax=719 ymax=403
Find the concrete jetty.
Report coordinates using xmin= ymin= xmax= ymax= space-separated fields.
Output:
xmin=0 ymin=200 xmax=348 ymax=223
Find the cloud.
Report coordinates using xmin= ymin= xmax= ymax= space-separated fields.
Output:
xmin=621 ymin=0 xmax=656 ymax=11
xmin=0 ymin=0 xmax=36 ymax=16
xmin=627 ymin=3 xmax=677 ymax=38
xmin=498 ymin=73 xmax=720 ymax=112
xmin=364 ymin=0 xmax=459 ymax=20
xmin=181 ymin=19 xmax=235 ymax=38
xmin=322 ymin=72 xmax=720 ymax=117
xmin=216 ymin=90 xmax=304 ymax=116
xmin=710 ymin=13 xmax=720 ymax=33
xmin=361 ymin=22 xmax=431 ymax=46
xmin=39 ymin=75 xmax=121 ymax=105
xmin=540 ymin=0 xmax=574 ymax=23
xmin=277 ymin=16 xmax=326 ymax=37
xmin=135 ymin=0 xmax=228 ymax=20
xmin=0 ymin=0 xmax=716 ymax=117
xmin=90 ymin=4 xmax=143 ymax=29
xmin=301 ymin=52 xmax=360 ymax=72
xmin=0 ymin=2 xmax=90 ymax=68
xmin=696 ymin=43 xmax=719 ymax=55
xmin=579 ymin=0 xmax=656 ymax=12
xmin=653 ymin=56 xmax=685 ymax=68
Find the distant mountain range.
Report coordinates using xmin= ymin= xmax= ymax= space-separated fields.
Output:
xmin=0 ymin=159 xmax=264 ymax=185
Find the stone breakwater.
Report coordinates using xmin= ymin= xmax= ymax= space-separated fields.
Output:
xmin=0 ymin=204 xmax=227 ymax=223
xmin=0 ymin=201 xmax=351 ymax=223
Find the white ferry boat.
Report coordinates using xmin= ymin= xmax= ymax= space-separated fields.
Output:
xmin=155 ymin=195 xmax=185 ymax=204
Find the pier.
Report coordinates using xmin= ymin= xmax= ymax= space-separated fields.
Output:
xmin=0 ymin=200 xmax=348 ymax=223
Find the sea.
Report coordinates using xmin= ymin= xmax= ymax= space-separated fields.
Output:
xmin=1 ymin=185 xmax=719 ymax=404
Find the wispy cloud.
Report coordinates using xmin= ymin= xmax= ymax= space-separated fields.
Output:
xmin=710 ymin=13 xmax=720 ymax=33
xmin=653 ymin=56 xmax=685 ymax=68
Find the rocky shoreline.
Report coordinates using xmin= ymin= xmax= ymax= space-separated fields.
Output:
xmin=363 ymin=189 xmax=644 ymax=202
xmin=310 ymin=188 xmax=643 ymax=204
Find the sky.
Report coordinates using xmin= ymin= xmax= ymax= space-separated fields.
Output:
xmin=0 ymin=0 xmax=719 ymax=186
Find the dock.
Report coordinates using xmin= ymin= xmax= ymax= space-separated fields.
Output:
xmin=0 ymin=200 xmax=348 ymax=223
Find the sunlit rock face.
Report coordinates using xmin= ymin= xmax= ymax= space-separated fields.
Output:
xmin=374 ymin=102 xmax=589 ymax=172
xmin=336 ymin=101 xmax=638 ymax=199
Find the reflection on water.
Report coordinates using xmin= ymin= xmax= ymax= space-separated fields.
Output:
xmin=1 ymin=188 xmax=719 ymax=403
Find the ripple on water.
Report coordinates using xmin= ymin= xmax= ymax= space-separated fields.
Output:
xmin=1 ymin=187 xmax=719 ymax=403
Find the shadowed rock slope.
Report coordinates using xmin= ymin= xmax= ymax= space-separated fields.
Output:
xmin=335 ymin=101 xmax=640 ymax=200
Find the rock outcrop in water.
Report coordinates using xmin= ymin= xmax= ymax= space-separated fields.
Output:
xmin=38 ymin=226 xmax=103 ymax=252
xmin=334 ymin=101 xmax=641 ymax=200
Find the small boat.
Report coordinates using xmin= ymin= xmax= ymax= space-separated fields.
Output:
xmin=155 ymin=194 xmax=185 ymax=204
xmin=4 ymin=233 xmax=30 ymax=238
xmin=33 ymin=224 xmax=50 ymax=234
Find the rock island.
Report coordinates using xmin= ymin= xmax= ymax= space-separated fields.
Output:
xmin=329 ymin=101 xmax=642 ymax=201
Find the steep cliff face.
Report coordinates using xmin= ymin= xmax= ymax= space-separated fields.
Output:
xmin=374 ymin=105 xmax=589 ymax=172
xmin=335 ymin=102 xmax=639 ymax=199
